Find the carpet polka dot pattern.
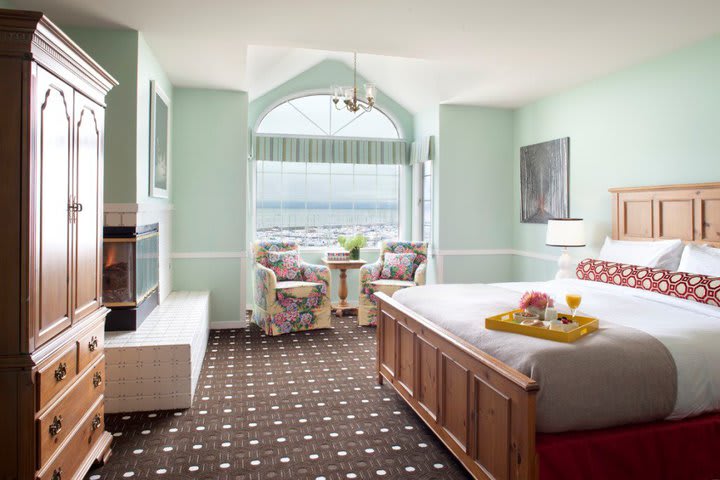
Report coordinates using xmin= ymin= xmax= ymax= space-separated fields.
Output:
xmin=86 ymin=316 xmax=470 ymax=479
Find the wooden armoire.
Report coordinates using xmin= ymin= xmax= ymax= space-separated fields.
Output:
xmin=0 ymin=9 xmax=117 ymax=480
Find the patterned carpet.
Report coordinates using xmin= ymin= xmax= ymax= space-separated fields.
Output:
xmin=86 ymin=315 xmax=470 ymax=479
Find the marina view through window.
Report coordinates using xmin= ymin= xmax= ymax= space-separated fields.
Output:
xmin=256 ymin=161 xmax=399 ymax=247
xmin=255 ymin=94 xmax=402 ymax=247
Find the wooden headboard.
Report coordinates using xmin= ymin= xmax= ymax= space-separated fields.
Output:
xmin=610 ymin=183 xmax=720 ymax=247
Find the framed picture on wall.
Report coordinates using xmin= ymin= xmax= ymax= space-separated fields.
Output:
xmin=520 ymin=137 xmax=569 ymax=223
xmin=149 ymin=80 xmax=170 ymax=198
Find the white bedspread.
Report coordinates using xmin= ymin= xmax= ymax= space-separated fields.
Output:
xmin=491 ymin=279 xmax=720 ymax=420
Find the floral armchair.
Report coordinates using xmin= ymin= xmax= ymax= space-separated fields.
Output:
xmin=252 ymin=241 xmax=332 ymax=335
xmin=358 ymin=241 xmax=428 ymax=326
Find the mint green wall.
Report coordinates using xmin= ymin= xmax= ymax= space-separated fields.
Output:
xmin=0 ymin=1 xmax=15 ymax=9
xmin=172 ymin=88 xmax=248 ymax=324
xmin=173 ymin=259 xmax=243 ymax=324
xmin=64 ymin=28 xmax=139 ymax=203
xmin=513 ymin=34 xmax=720 ymax=280
xmin=436 ymin=105 xmax=515 ymax=283
xmin=136 ymin=33 xmax=173 ymax=205
xmin=248 ymin=60 xmax=414 ymax=140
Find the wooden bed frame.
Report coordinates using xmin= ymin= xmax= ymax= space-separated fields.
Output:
xmin=375 ymin=182 xmax=720 ymax=480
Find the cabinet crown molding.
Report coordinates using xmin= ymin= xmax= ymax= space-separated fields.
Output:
xmin=0 ymin=9 xmax=118 ymax=103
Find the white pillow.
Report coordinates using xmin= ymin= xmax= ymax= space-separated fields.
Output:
xmin=678 ymin=244 xmax=720 ymax=277
xmin=598 ymin=237 xmax=684 ymax=270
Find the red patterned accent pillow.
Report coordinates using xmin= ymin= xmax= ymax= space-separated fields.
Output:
xmin=576 ymin=258 xmax=720 ymax=307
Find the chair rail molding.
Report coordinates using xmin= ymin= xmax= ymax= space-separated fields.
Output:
xmin=432 ymin=248 xmax=560 ymax=284
xmin=433 ymin=248 xmax=558 ymax=262
xmin=171 ymin=251 xmax=247 ymax=259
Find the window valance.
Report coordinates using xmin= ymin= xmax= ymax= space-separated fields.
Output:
xmin=409 ymin=135 xmax=435 ymax=164
xmin=253 ymin=134 xmax=409 ymax=165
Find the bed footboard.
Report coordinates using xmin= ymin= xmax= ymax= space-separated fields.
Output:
xmin=374 ymin=293 xmax=539 ymax=480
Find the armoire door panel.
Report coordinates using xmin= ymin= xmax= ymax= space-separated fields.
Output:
xmin=73 ymin=93 xmax=104 ymax=321
xmin=34 ymin=66 xmax=74 ymax=347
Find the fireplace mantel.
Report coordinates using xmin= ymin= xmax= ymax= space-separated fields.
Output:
xmin=104 ymin=202 xmax=174 ymax=227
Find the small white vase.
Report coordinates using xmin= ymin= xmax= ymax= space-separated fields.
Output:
xmin=526 ymin=306 xmax=546 ymax=320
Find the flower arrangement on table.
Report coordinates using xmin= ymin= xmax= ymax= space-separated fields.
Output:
xmin=337 ymin=234 xmax=368 ymax=260
xmin=518 ymin=291 xmax=554 ymax=319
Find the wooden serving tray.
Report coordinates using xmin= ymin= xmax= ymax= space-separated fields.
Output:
xmin=485 ymin=309 xmax=599 ymax=343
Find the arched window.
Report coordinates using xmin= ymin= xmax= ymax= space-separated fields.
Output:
xmin=254 ymin=94 xmax=403 ymax=247
xmin=256 ymin=94 xmax=401 ymax=139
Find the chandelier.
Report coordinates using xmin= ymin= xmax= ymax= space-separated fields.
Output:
xmin=332 ymin=52 xmax=376 ymax=113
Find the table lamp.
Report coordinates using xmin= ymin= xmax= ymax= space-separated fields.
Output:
xmin=546 ymin=218 xmax=585 ymax=279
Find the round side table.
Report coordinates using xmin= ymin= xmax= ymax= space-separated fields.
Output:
xmin=321 ymin=259 xmax=367 ymax=317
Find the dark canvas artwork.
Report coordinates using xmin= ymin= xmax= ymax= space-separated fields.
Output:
xmin=520 ymin=137 xmax=569 ymax=223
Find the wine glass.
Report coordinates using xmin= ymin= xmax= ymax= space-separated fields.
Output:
xmin=565 ymin=293 xmax=582 ymax=319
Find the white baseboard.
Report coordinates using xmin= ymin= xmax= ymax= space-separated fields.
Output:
xmin=210 ymin=320 xmax=247 ymax=330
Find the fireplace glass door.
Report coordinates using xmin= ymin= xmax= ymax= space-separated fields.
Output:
xmin=103 ymin=230 xmax=159 ymax=307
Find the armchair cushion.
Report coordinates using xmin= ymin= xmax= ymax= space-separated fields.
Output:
xmin=381 ymin=241 xmax=428 ymax=277
xmin=276 ymin=281 xmax=327 ymax=310
xmin=371 ymin=279 xmax=415 ymax=289
xmin=264 ymin=250 xmax=302 ymax=281
xmin=380 ymin=252 xmax=417 ymax=281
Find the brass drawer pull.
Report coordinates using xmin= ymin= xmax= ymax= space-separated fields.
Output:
xmin=54 ymin=362 xmax=67 ymax=382
xmin=91 ymin=414 xmax=101 ymax=431
xmin=49 ymin=415 xmax=63 ymax=437
xmin=52 ymin=468 xmax=62 ymax=480
xmin=92 ymin=371 xmax=102 ymax=388
xmin=88 ymin=336 xmax=98 ymax=352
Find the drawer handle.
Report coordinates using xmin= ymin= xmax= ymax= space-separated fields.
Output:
xmin=93 ymin=371 xmax=103 ymax=388
xmin=91 ymin=414 xmax=101 ymax=431
xmin=54 ymin=362 xmax=67 ymax=382
xmin=52 ymin=468 xmax=62 ymax=480
xmin=49 ymin=415 xmax=63 ymax=437
xmin=88 ymin=336 xmax=98 ymax=352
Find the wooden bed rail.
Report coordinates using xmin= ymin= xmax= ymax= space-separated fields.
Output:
xmin=375 ymin=293 xmax=539 ymax=480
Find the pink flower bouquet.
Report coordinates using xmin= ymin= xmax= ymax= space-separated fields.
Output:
xmin=519 ymin=291 xmax=554 ymax=319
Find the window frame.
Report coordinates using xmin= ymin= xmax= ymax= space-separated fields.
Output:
xmin=421 ymin=160 xmax=433 ymax=244
xmin=252 ymin=90 xmax=407 ymax=249
xmin=255 ymin=160 xmax=403 ymax=248
xmin=253 ymin=90 xmax=406 ymax=141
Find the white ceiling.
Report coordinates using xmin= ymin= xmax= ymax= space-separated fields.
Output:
xmin=15 ymin=0 xmax=720 ymax=111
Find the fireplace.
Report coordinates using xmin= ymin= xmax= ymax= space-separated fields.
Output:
xmin=103 ymin=223 xmax=159 ymax=331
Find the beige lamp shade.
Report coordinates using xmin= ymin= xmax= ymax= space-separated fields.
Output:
xmin=546 ymin=218 xmax=585 ymax=247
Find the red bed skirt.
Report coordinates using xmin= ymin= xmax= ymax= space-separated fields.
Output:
xmin=537 ymin=413 xmax=720 ymax=480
